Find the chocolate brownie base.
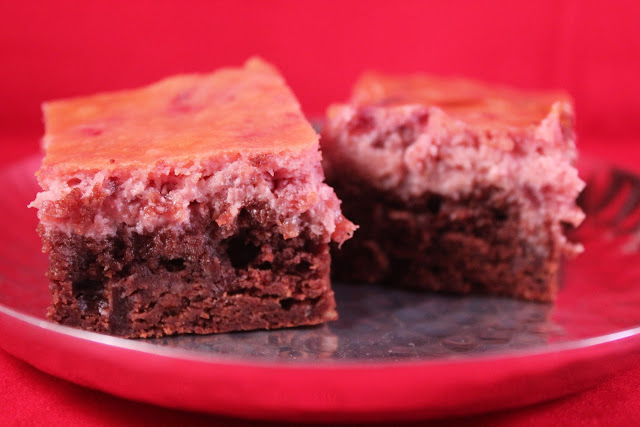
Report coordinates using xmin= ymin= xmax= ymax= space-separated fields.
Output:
xmin=45 ymin=207 xmax=336 ymax=338
xmin=330 ymin=180 xmax=561 ymax=302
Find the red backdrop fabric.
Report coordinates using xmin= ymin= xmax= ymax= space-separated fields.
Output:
xmin=1 ymin=1 xmax=640 ymax=424
xmin=1 ymin=0 xmax=639 ymax=141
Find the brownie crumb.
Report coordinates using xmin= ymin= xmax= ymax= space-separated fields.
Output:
xmin=45 ymin=205 xmax=336 ymax=338
xmin=329 ymin=180 xmax=559 ymax=302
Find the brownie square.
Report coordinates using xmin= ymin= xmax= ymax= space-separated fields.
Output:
xmin=321 ymin=72 xmax=585 ymax=301
xmin=31 ymin=58 xmax=355 ymax=338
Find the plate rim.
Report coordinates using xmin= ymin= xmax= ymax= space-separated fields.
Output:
xmin=5 ymin=152 xmax=640 ymax=420
xmin=2 ymin=301 xmax=640 ymax=369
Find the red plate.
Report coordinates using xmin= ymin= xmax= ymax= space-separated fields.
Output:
xmin=2 ymin=153 xmax=640 ymax=422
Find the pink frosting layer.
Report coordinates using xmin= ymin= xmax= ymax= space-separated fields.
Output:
xmin=31 ymin=146 xmax=355 ymax=244
xmin=322 ymin=102 xmax=585 ymax=255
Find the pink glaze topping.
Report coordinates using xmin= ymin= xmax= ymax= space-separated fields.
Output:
xmin=352 ymin=72 xmax=573 ymax=129
xmin=39 ymin=58 xmax=318 ymax=173
xmin=32 ymin=59 xmax=356 ymax=243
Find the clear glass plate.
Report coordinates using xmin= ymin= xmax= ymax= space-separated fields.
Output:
xmin=2 ymin=154 xmax=640 ymax=422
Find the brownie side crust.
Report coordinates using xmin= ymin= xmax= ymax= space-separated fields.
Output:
xmin=329 ymin=180 xmax=561 ymax=302
xmin=45 ymin=206 xmax=336 ymax=338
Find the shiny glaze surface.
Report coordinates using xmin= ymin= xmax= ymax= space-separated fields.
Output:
xmin=40 ymin=58 xmax=317 ymax=174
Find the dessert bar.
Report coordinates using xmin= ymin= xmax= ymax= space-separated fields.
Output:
xmin=31 ymin=58 xmax=355 ymax=337
xmin=322 ymin=72 xmax=584 ymax=301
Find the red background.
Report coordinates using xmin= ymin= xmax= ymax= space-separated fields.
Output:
xmin=2 ymin=0 xmax=639 ymax=142
xmin=1 ymin=1 xmax=640 ymax=424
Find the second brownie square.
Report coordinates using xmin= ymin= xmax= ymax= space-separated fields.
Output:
xmin=321 ymin=72 xmax=585 ymax=301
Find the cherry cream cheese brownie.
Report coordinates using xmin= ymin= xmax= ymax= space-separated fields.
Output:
xmin=31 ymin=58 xmax=355 ymax=338
xmin=321 ymin=72 xmax=584 ymax=301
